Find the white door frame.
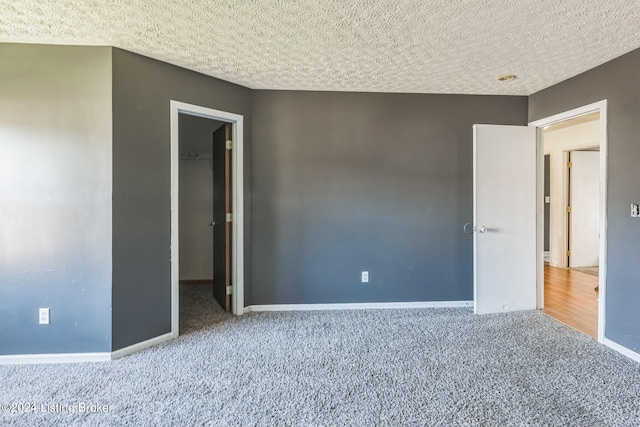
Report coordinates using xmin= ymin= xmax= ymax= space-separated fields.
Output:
xmin=170 ymin=100 xmax=245 ymax=338
xmin=529 ymin=100 xmax=607 ymax=343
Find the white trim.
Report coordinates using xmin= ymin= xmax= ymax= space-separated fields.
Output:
xmin=536 ymin=128 xmax=545 ymax=309
xmin=171 ymin=103 xmax=180 ymax=337
xmin=245 ymin=301 xmax=473 ymax=312
xmin=472 ymin=126 xmax=478 ymax=314
xmin=0 ymin=352 xmax=110 ymax=365
xmin=560 ymin=151 xmax=570 ymax=269
xmin=111 ymin=332 xmax=173 ymax=360
xmin=529 ymin=99 xmax=608 ymax=344
xmin=529 ymin=100 xmax=606 ymax=128
xmin=1 ymin=332 xmax=175 ymax=364
xmin=170 ymin=101 xmax=245 ymax=340
xmin=604 ymin=338 xmax=640 ymax=364
xmin=598 ymin=103 xmax=608 ymax=343
xmin=232 ymin=117 xmax=245 ymax=316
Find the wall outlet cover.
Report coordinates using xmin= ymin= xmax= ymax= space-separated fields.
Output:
xmin=39 ymin=308 xmax=50 ymax=325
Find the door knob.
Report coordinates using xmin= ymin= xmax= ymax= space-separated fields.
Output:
xmin=463 ymin=223 xmax=488 ymax=234
xmin=208 ymin=221 xmax=216 ymax=227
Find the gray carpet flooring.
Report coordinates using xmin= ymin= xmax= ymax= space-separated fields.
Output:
xmin=2 ymin=284 xmax=639 ymax=426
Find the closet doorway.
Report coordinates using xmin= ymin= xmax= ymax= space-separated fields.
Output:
xmin=170 ymin=101 xmax=245 ymax=337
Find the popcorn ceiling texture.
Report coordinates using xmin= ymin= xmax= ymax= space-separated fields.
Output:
xmin=1 ymin=0 xmax=640 ymax=95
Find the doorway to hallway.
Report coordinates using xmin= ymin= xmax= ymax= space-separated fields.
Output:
xmin=534 ymin=105 xmax=604 ymax=340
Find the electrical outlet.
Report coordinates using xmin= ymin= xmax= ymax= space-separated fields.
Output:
xmin=631 ymin=203 xmax=640 ymax=218
xmin=39 ymin=308 xmax=50 ymax=325
xmin=361 ymin=271 xmax=369 ymax=283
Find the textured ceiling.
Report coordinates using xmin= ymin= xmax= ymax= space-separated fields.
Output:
xmin=2 ymin=1 xmax=640 ymax=95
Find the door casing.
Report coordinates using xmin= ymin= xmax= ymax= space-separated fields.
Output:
xmin=529 ymin=100 xmax=608 ymax=343
xmin=170 ymin=101 xmax=245 ymax=338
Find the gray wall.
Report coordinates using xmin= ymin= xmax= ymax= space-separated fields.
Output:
xmin=0 ymin=44 xmax=112 ymax=354
xmin=178 ymin=114 xmax=224 ymax=281
xmin=111 ymin=48 xmax=252 ymax=351
xmin=529 ymin=47 xmax=640 ymax=352
xmin=251 ymin=91 xmax=528 ymax=305
xmin=14 ymin=41 xmax=638 ymax=356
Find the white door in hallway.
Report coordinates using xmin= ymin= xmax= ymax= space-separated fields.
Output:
xmin=569 ymin=150 xmax=600 ymax=268
xmin=473 ymin=125 xmax=537 ymax=314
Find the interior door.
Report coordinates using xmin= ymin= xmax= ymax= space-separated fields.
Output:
xmin=212 ymin=125 xmax=227 ymax=309
xmin=224 ymin=123 xmax=232 ymax=313
xmin=569 ymin=150 xmax=600 ymax=268
xmin=473 ymin=124 xmax=537 ymax=314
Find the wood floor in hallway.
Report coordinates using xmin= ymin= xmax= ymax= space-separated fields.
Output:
xmin=542 ymin=264 xmax=599 ymax=339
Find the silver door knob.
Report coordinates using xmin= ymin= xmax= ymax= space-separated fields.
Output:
xmin=208 ymin=221 xmax=216 ymax=227
xmin=463 ymin=223 xmax=488 ymax=234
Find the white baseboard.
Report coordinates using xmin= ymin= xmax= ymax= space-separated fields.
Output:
xmin=0 ymin=352 xmax=111 ymax=365
xmin=111 ymin=332 xmax=174 ymax=360
xmin=245 ymin=300 xmax=473 ymax=312
xmin=604 ymin=338 xmax=640 ymax=363
xmin=1 ymin=332 xmax=175 ymax=365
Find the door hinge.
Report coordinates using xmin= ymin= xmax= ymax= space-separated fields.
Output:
xmin=567 ymin=161 xmax=572 ymax=168
xmin=226 ymin=213 xmax=232 ymax=223
xmin=226 ymin=140 xmax=233 ymax=150
xmin=567 ymin=206 xmax=572 ymax=213
xmin=226 ymin=285 xmax=233 ymax=295
xmin=567 ymin=250 xmax=571 ymax=257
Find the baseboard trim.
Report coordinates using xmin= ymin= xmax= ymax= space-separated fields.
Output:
xmin=1 ymin=332 xmax=176 ymax=365
xmin=0 ymin=352 xmax=111 ymax=365
xmin=111 ymin=332 xmax=174 ymax=360
xmin=245 ymin=300 xmax=473 ymax=312
xmin=604 ymin=338 xmax=640 ymax=363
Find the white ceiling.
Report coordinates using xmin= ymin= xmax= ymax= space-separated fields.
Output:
xmin=2 ymin=0 xmax=639 ymax=95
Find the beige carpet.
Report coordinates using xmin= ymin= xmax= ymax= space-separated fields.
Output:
xmin=571 ymin=266 xmax=599 ymax=277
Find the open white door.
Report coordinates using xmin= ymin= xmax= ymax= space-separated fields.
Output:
xmin=473 ymin=125 xmax=537 ymax=314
